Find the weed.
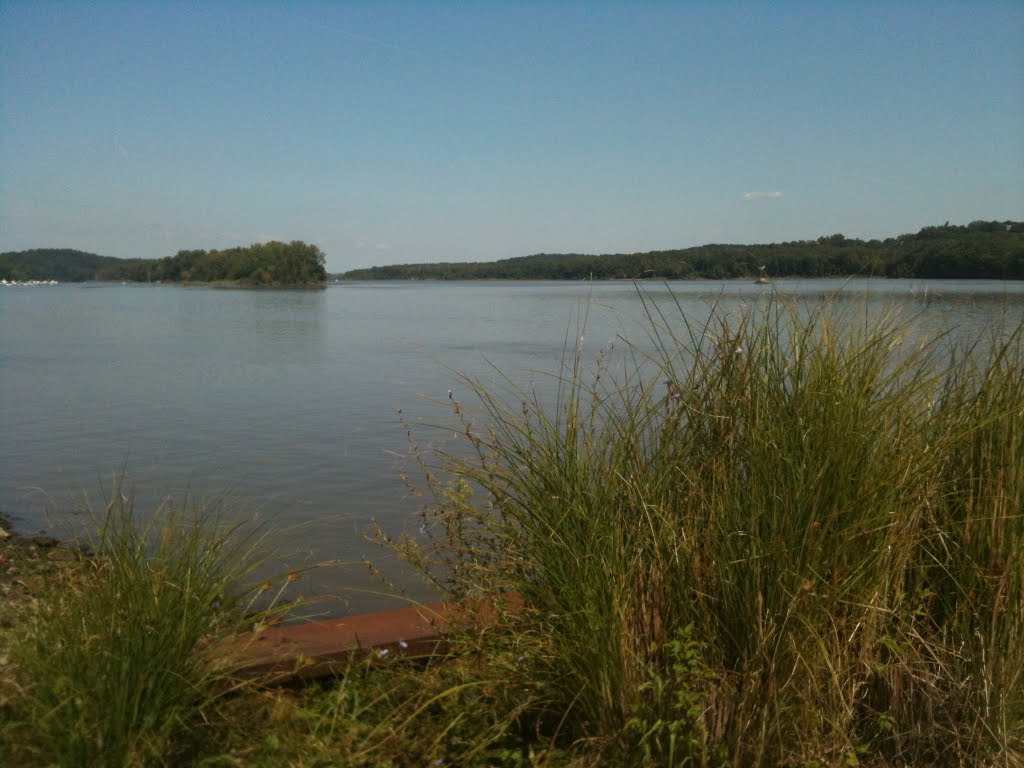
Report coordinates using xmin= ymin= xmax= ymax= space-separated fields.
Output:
xmin=1 ymin=490 xmax=279 ymax=767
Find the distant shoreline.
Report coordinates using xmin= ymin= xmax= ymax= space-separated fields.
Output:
xmin=337 ymin=220 xmax=1023 ymax=281
xmin=329 ymin=274 xmax=1024 ymax=283
xmin=80 ymin=279 xmax=327 ymax=289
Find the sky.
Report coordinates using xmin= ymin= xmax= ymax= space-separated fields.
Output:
xmin=1 ymin=1 xmax=1021 ymax=273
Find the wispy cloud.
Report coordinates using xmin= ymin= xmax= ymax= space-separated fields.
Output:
xmin=353 ymin=240 xmax=392 ymax=251
xmin=742 ymin=191 xmax=784 ymax=201
xmin=301 ymin=15 xmax=422 ymax=58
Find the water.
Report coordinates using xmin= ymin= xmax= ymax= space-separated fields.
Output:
xmin=2 ymin=279 xmax=1022 ymax=614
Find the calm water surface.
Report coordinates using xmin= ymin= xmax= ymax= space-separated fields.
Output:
xmin=2 ymin=279 xmax=1022 ymax=613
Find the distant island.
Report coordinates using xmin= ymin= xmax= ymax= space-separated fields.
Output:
xmin=338 ymin=220 xmax=1024 ymax=281
xmin=0 ymin=241 xmax=327 ymax=287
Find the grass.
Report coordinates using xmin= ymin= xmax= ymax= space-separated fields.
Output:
xmin=1 ymin=290 xmax=1020 ymax=766
xmin=394 ymin=291 xmax=1024 ymax=766
xmin=0 ymin=490 xmax=280 ymax=767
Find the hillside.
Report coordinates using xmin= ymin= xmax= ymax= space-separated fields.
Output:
xmin=0 ymin=249 xmax=128 ymax=282
xmin=340 ymin=220 xmax=1024 ymax=281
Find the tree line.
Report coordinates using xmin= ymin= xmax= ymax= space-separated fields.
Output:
xmin=0 ymin=249 xmax=125 ymax=282
xmin=340 ymin=220 xmax=1024 ymax=281
xmin=5 ymin=222 xmax=1022 ymax=284
xmin=1 ymin=241 xmax=327 ymax=285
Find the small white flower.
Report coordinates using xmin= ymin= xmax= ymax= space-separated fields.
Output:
xmin=399 ymin=640 xmax=409 ymax=649
xmin=376 ymin=648 xmax=390 ymax=659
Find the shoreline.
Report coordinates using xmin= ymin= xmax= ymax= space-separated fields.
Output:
xmin=0 ymin=516 xmax=86 ymax=710
xmin=0 ymin=515 xmax=83 ymax=609
xmin=0 ymin=515 xmax=515 ymax=688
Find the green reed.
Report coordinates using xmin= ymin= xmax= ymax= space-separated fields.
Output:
xmin=2 ymin=491 xmax=280 ymax=768
xmin=396 ymin=291 xmax=1024 ymax=766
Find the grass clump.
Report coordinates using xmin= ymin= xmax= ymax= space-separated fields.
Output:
xmin=200 ymin=646 xmax=562 ymax=767
xmin=0 ymin=491 xmax=277 ymax=768
xmin=393 ymin=292 xmax=1024 ymax=766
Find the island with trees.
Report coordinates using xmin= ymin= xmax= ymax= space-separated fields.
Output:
xmin=339 ymin=220 xmax=1024 ymax=281
xmin=1 ymin=241 xmax=327 ymax=287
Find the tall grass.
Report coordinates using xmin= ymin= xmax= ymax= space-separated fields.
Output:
xmin=2 ymin=491 xmax=278 ymax=768
xmin=396 ymin=292 xmax=1024 ymax=766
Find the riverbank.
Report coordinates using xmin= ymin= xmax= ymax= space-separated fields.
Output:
xmin=0 ymin=516 xmax=503 ymax=686
xmin=0 ymin=505 xmax=538 ymax=767
xmin=0 ymin=515 xmax=84 ymax=618
xmin=0 ymin=517 xmax=86 ymax=714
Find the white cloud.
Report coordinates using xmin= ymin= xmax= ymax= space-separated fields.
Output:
xmin=742 ymin=191 xmax=783 ymax=200
xmin=351 ymin=240 xmax=391 ymax=251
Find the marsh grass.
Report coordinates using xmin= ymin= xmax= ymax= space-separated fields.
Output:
xmin=392 ymin=290 xmax=1024 ymax=766
xmin=1 ymin=490 xmax=284 ymax=767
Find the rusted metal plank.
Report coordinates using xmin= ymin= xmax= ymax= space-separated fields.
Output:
xmin=222 ymin=592 xmax=524 ymax=685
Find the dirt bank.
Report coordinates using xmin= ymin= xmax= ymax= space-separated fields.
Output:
xmin=0 ymin=518 xmax=86 ymax=710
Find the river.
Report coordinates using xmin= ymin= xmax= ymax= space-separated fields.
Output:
xmin=2 ymin=279 xmax=1022 ymax=614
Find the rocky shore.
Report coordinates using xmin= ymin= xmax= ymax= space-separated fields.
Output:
xmin=0 ymin=518 xmax=85 ymax=711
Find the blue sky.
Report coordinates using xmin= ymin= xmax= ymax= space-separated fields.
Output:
xmin=2 ymin=1 xmax=1021 ymax=272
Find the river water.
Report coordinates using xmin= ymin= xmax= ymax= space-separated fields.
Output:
xmin=2 ymin=279 xmax=1022 ymax=614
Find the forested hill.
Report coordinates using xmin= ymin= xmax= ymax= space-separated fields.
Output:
xmin=1 ymin=241 xmax=327 ymax=286
xmin=341 ymin=220 xmax=1024 ymax=281
xmin=0 ymin=249 xmax=124 ymax=282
